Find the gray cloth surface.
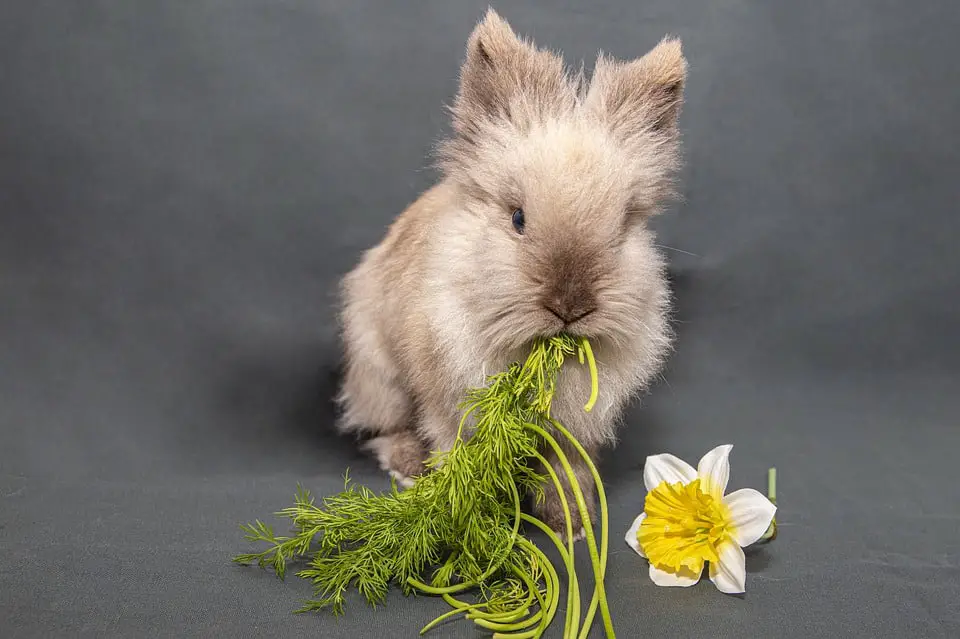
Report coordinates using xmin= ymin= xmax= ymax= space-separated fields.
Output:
xmin=1 ymin=1 xmax=958 ymax=637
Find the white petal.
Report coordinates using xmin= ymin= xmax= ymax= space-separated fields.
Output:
xmin=624 ymin=514 xmax=646 ymax=557
xmin=724 ymin=488 xmax=777 ymax=547
xmin=697 ymin=444 xmax=733 ymax=499
xmin=643 ymin=453 xmax=697 ymax=492
xmin=709 ymin=541 xmax=746 ymax=594
xmin=649 ymin=562 xmax=703 ymax=588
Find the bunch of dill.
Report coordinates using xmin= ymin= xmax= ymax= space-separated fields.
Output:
xmin=235 ymin=335 xmax=614 ymax=639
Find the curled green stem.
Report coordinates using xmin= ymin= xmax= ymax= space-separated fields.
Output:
xmin=470 ymin=561 xmax=548 ymax=638
xmin=470 ymin=608 xmax=544 ymax=632
xmin=495 ymin=539 xmax=561 ymax=639
xmin=423 ymin=598 xmax=532 ymax=635
xmin=447 ymin=593 xmax=531 ymax=622
xmin=514 ymin=562 xmax=549 ymax=636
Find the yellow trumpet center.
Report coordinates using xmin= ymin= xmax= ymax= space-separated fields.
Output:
xmin=638 ymin=478 xmax=735 ymax=575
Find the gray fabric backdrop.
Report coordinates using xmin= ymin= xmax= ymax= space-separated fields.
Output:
xmin=1 ymin=1 xmax=958 ymax=637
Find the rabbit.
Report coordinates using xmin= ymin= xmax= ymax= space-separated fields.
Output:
xmin=336 ymin=8 xmax=685 ymax=537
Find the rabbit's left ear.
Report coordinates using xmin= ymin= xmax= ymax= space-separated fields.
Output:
xmin=451 ymin=8 xmax=576 ymax=135
xmin=585 ymin=37 xmax=688 ymax=139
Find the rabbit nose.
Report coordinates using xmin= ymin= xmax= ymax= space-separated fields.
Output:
xmin=542 ymin=280 xmax=597 ymax=325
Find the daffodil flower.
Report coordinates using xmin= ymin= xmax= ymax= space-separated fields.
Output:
xmin=624 ymin=444 xmax=776 ymax=594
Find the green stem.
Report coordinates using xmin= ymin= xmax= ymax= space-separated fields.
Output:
xmin=514 ymin=562 xmax=549 ymax=636
xmin=479 ymin=609 xmax=533 ymax=622
xmin=448 ymin=594 xmax=531 ymax=622
xmin=423 ymin=596 xmax=532 ymax=635
xmin=520 ymin=518 xmax=578 ymax=639
xmin=579 ymin=338 xmax=599 ymax=412
xmin=520 ymin=513 xmax=572 ymax=564
xmin=527 ymin=421 xmax=614 ymax=639
xmin=529 ymin=455 xmax=581 ymax=639
xmin=407 ymin=578 xmax=474 ymax=596
xmin=419 ymin=605 xmax=474 ymax=635
xmin=454 ymin=403 xmax=480 ymax=442
xmin=545 ymin=418 xmax=611 ymax=639
xmin=494 ymin=539 xmax=561 ymax=639
xmin=470 ymin=608 xmax=544 ymax=632
xmin=439 ymin=594 xmax=474 ymax=610
xmin=474 ymin=561 xmax=548 ymax=638
xmin=573 ymin=336 xmax=605 ymax=638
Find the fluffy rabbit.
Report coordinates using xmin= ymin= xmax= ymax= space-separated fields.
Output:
xmin=337 ymin=8 xmax=685 ymax=536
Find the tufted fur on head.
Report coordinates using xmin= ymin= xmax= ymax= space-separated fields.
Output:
xmin=439 ymin=8 xmax=687 ymax=214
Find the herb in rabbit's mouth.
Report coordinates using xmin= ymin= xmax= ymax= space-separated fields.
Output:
xmin=234 ymin=335 xmax=616 ymax=638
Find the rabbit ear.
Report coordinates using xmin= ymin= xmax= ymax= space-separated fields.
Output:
xmin=451 ymin=9 xmax=576 ymax=135
xmin=586 ymin=37 xmax=688 ymax=139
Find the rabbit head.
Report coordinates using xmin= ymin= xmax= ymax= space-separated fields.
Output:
xmin=433 ymin=9 xmax=685 ymax=360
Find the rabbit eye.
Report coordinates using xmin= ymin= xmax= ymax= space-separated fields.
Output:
xmin=511 ymin=208 xmax=525 ymax=234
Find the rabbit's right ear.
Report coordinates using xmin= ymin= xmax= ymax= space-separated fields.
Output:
xmin=585 ymin=38 xmax=688 ymax=140
xmin=450 ymin=9 xmax=575 ymax=136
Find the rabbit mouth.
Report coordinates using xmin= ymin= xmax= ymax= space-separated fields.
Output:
xmin=544 ymin=305 xmax=597 ymax=327
xmin=479 ymin=306 xmax=602 ymax=355
xmin=541 ymin=305 xmax=598 ymax=338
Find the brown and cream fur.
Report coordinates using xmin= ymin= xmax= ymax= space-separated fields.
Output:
xmin=336 ymin=9 xmax=687 ymax=535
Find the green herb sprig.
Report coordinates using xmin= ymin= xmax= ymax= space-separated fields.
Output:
xmin=235 ymin=335 xmax=615 ymax=638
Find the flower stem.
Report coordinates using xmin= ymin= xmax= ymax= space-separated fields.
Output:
xmin=759 ymin=467 xmax=778 ymax=543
